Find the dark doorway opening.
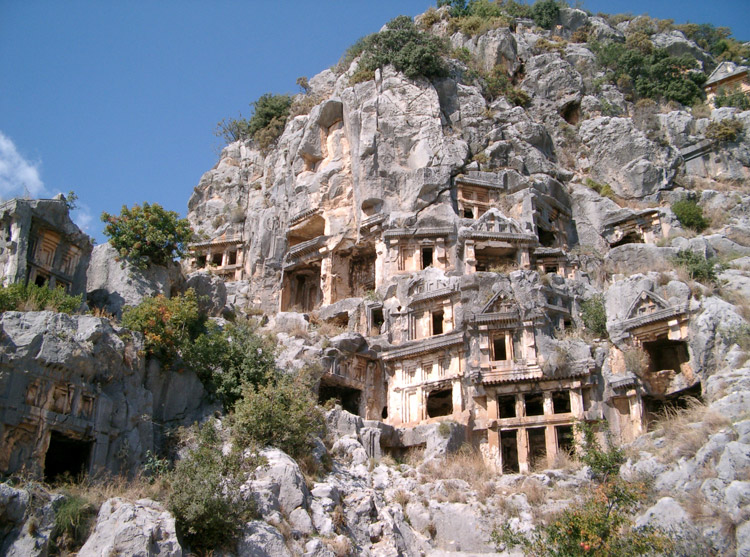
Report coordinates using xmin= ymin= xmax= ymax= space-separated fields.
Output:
xmin=501 ymin=429 xmax=519 ymax=473
xmin=525 ymin=393 xmax=544 ymax=416
xmin=611 ymin=231 xmax=644 ymax=248
xmin=493 ymin=336 xmax=508 ymax=361
xmin=196 ymin=254 xmax=207 ymax=268
xmin=227 ymin=250 xmax=238 ymax=265
xmin=381 ymin=405 xmax=388 ymax=419
xmin=561 ymin=101 xmax=580 ymax=125
xmin=426 ymin=388 xmax=453 ymax=418
xmin=464 ymin=208 xmax=474 ymax=219
xmin=527 ymin=427 xmax=547 ymax=470
xmin=552 ymin=391 xmax=571 ymax=414
xmin=498 ymin=395 xmax=516 ymax=419
xmin=556 ymin=425 xmax=574 ymax=454
xmin=44 ymin=431 xmax=92 ymax=483
xmin=432 ymin=309 xmax=444 ymax=335
xmin=538 ymin=228 xmax=555 ymax=247
xmin=643 ymin=338 xmax=689 ymax=375
xmin=211 ymin=252 xmax=223 ymax=266
xmin=318 ymin=384 xmax=362 ymax=416
xmin=34 ymin=273 xmax=48 ymax=287
xmin=421 ymin=247 xmax=434 ymax=269
xmin=369 ymin=306 xmax=384 ymax=336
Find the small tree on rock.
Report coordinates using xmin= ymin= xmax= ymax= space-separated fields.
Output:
xmin=101 ymin=202 xmax=193 ymax=269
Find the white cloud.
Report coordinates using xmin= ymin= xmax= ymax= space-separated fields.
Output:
xmin=0 ymin=131 xmax=47 ymax=199
xmin=71 ymin=204 xmax=94 ymax=232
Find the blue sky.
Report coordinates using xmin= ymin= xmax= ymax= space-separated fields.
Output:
xmin=1 ymin=1 xmax=748 ymax=242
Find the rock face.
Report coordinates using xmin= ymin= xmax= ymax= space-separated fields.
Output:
xmin=87 ymin=242 xmax=184 ymax=318
xmin=78 ymin=498 xmax=182 ymax=557
xmin=0 ymin=311 xmax=208 ymax=478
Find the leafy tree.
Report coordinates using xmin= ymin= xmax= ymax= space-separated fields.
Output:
xmin=101 ymin=202 xmax=193 ymax=269
xmin=580 ymin=295 xmax=607 ymax=337
xmin=64 ymin=190 xmax=78 ymax=212
xmin=671 ymin=199 xmax=708 ymax=232
xmin=232 ymin=371 xmax=324 ymax=459
xmin=182 ymin=319 xmax=277 ymax=411
xmin=354 ymin=16 xmax=448 ymax=81
xmin=168 ymin=422 xmax=256 ymax=552
xmin=121 ymin=289 xmax=205 ymax=365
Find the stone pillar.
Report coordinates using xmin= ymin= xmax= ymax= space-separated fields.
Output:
xmin=436 ymin=238 xmax=446 ymax=269
xmin=545 ymin=424 xmax=557 ymax=467
xmin=543 ymin=392 xmax=553 ymax=415
xmin=518 ymin=427 xmax=529 ymax=473
xmin=629 ymin=392 xmax=645 ymax=437
xmin=464 ymin=240 xmax=476 ymax=274
xmin=452 ymin=379 xmax=463 ymax=415
xmin=520 ymin=248 xmax=531 ymax=269
xmin=320 ymin=253 xmax=334 ymax=306
xmin=570 ymin=388 xmax=584 ymax=417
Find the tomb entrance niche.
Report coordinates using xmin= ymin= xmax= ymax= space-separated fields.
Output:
xmin=474 ymin=243 xmax=516 ymax=272
xmin=527 ymin=427 xmax=547 ymax=470
xmin=281 ymin=265 xmax=322 ymax=312
xmin=318 ymin=383 xmax=362 ymax=416
xmin=287 ymin=214 xmax=325 ymax=248
xmin=501 ymin=429 xmax=520 ymax=473
xmin=426 ymin=388 xmax=453 ymax=418
xmin=44 ymin=431 xmax=93 ymax=483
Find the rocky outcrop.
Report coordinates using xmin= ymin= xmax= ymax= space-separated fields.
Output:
xmin=78 ymin=498 xmax=182 ymax=557
xmin=87 ymin=242 xmax=184 ymax=318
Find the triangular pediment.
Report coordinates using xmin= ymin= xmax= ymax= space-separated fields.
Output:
xmin=626 ymin=290 xmax=669 ymax=320
xmin=472 ymin=209 xmax=522 ymax=234
xmin=482 ymin=291 xmax=518 ymax=314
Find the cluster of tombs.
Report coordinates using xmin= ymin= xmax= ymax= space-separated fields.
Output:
xmin=185 ymin=170 xmax=698 ymax=472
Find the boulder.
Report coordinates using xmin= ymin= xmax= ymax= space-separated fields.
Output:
xmin=86 ymin=242 xmax=182 ymax=317
xmin=185 ymin=271 xmax=227 ymax=316
xmin=78 ymin=498 xmax=182 ymax=557
xmin=254 ymin=448 xmax=310 ymax=514
xmin=235 ymin=521 xmax=292 ymax=557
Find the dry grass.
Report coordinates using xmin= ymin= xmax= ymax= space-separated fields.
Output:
xmin=393 ymin=489 xmax=410 ymax=507
xmin=325 ymin=535 xmax=353 ymax=557
xmin=648 ymin=398 xmax=731 ymax=462
xmin=89 ymin=306 xmax=116 ymax=321
xmin=550 ymin=449 xmax=580 ymax=473
xmin=517 ymin=478 xmax=546 ymax=507
xmin=46 ymin=472 xmax=171 ymax=519
xmin=419 ymin=445 xmax=494 ymax=493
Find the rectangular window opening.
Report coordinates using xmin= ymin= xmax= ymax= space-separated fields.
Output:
xmin=421 ymin=247 xmax=434 ymax=269
xmin=227 ymin=250 xmax=237 ymax=265
xmin=525 ymin=393 xmax=544 ymax=416
xmin=492 ymin=335 xmax=508 ymax=361
xmin=498 ymin=395 xmax=516 ymax=419
xmin=552 ymin=391 xmax=571 ymax=414
xmin=432 ymin=309 xmax=444 ymax=336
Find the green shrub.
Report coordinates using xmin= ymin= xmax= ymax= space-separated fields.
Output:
xmin=713 ymin=88 xmax=750 ymax=110
xmin=121 ymin=289 xmax=205 ymax=365
xmin=671 ymin=199 xmax=708 ymax=232
xmin=353 ymin=16 xmax=448 ymax=81
xmin=182 ymin=319 xmax=277 ymax=411
xmin=232 ymin=371 xmax=324 ymax=460
xmin=101 ymin=202 xmax=193 ymax=269
xmin=168 ymin=422 xmax=256 ymax=552
xmin=531 ymin=0 xmax=560 ymax=30
xmin=247 ymin=93 xmax=292 ymax=143
xmin=575 ymin=421 xmax=624 ymax=480
xmin=594 ymin=42 xmax=706 ymax=105
xmin=50 ymin=494 xmax=97 ymax=554
xmin=580 ymin=295 xmax=607 ymax=337
xmin=705 ymin=118 xmax=744 ymax=142
xmin=0 ymin=282 xmax=82 ymax=314
xmin=673 ymin=250 xmax=720 ymax=283
xmin=474 ymin=65 xmax=529 ymax=106
xmin=676 ymin=22 xmax=750 ymax=63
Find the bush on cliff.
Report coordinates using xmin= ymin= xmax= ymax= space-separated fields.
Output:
xmin=232 ymin=370 xmax=324 ymax=460
xmin=101 ymin=202 xmax=193 ymax=269
xmin=121 ymin=289 xmax=205 ymax=365
xmin=0 ymin=283 xmax=82 ymax=314
xmin=349 ymin=15 xmax=448 ymax=82
xmin=182 ymin=318 xmax=277 ymax=411
xmin=168 ymin=421 xmax=256 ymax=552
xmin=671 ymin=199 xmax=708 ymax=232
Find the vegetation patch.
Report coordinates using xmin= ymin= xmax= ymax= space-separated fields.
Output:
xmin=348 ymin=16 xmax=449 ymax=83
xmin=101 ymin=202 xmax=193 ymax=269
xmin=168 ymin=422 xmax=257 ymax=552
xmin=0 ymin=283 xmax=82 ymax=314
xmin=580 ymin=295 xmax=607 ymax=337
xmin=671 ymin=199 xmax=708 ymax=232
xmin=705 ymin=118 xmax=744 ymax=143
xmin=50 ymin=493 xmax=97 ymax=554
xmin=672 ymin=250 xmax=721 ymax=284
